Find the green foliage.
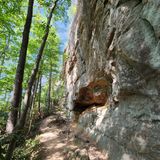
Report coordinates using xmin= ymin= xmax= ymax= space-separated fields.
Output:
xmin=37 ymin=0 xmax=54 ymax=7
xmin=0 ymin=111 xmax=8 ymax=131
xmin=54 ymin=0 xmax=71 ymax=22
xmin=0 ymin=0 xmax=23 ymax=35
xmin=0 ymin=134 xmax=39 ymax=160
xmin=0 ymin=0 xmax=71 ymax=101
xmin=0 ymin=0 xmax=72 ymax=158
xmin=13 ymin=138 xmax=39 ymax=160
xmin=68 ymin=3 xmax=77 ymax=16
xmin=63 ymin=51 xmax=69 ymax=61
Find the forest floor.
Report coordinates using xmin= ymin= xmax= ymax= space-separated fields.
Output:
xmin=34 ymin=112 xmax=107 ymax=160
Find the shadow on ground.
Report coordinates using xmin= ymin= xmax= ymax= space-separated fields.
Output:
xmin=34 ymin=114 xmax=107 ymax=160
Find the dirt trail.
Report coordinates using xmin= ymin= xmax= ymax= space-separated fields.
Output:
xmin=36 ymin=114 xmax=107 ymax=160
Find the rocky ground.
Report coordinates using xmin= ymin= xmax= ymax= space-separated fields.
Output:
xmin=35 ymin=114 xmax=107 ymax=160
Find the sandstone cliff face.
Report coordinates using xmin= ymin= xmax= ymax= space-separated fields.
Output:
xmin=65 ymin=0 xmax=160 ymax=159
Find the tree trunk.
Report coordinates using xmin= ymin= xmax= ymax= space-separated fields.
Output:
xmin=18 ymin=0 xmax=58 ymax=128
xmin=6 ymin=0 xmax=34 ymax=134
xmin=27 ymin=77 xmax=39 ymax=134
xmin=45 ymin=90 xmax=48 ymax=113
xmin=5 ymin=94 xmax=10 ymax=109
xmin=5 ymin=1 xmax=58 ymax=159
xmin=30 ymin=76 xmax=39 ymax=108
xmin=0 ymin=54 xmax=5 ymax=78
xmin=47 ymin=65 xmax=52 ymax=113
xmin=0 ymin=34 xmax=10 ymax=78
xmin=5 ymin=138 xmax=16 ymax=160
xmin=38 ymin=75 xmax=42 ymax=116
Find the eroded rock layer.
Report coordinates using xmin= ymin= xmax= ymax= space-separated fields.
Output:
xmin=65 ymin=0 xmax=160 ymax=159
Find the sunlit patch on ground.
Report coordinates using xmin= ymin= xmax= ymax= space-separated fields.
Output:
xmin=36 ymin=114 xmax=107 ymax=160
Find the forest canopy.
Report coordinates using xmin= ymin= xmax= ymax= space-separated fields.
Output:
xmin=0 ymin=0 xmax=72 ymax=159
